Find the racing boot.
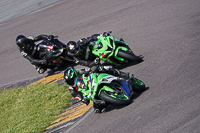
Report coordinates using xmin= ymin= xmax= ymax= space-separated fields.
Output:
xmin=93 ymin=100 xmax=108 ymax=113
xmin=82 ymin=99 xmax=90 ymax=106
xmin=35 ymin=65 xmax=47 ymax=74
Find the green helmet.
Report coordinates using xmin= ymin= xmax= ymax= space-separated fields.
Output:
xmin=63 ymin=67 xmax=78 ymax=85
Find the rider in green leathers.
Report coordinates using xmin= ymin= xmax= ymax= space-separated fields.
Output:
xmin=65 ymin=31 xmax=142 ymax=67
xmin=63 ymin=65 xmax=130 ymax=113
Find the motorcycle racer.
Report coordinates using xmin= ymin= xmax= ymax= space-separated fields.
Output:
xmin=16 ymin=34 xmax=65 ymax=74
xmin=63 ymin=65 xmax=131 ymax=113
xmin=65 ymin=31 xmax=137 ymax=67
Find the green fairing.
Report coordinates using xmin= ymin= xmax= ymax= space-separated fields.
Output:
xmin=91 ymin=35 xmax=132 ymax=65
xmin=100 ymin=89 xmax=129 ymax=100
xmin=97 ymin=73 xmax=110 ymax=80
xmin=92 ymin=36 xmax=115 ymax=61
xmin=98 ymin=86 xmax=114 ymax=99
xmin=96 ymin=74 xmax=131 ymax=101
xmin=77 ymin=73 xmax=116 ymax=101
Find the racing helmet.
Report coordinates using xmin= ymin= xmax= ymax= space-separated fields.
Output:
xmin=16 ymin=35 xmax=27 ymax=49
xmin=66 ymin=41 xmax=81 ymax=56
xmin=63 ymin=67 xmax=78 ymax=85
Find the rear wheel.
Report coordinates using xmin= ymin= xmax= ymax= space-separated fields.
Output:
xmin=99 ymin=88 xmax=132 ymax=105
xmin=117 ymin=50 xmax=142 ymax=62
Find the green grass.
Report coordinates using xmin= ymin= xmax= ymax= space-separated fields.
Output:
xmin=0 ymin=83 xmax=72 ymax=133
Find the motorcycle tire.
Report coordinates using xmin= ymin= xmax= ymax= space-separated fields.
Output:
xmin=117 ymin=50 xmax=142 ymax=62
xmin=99 ymin=89 xmax=132 ymax=105
xmin=131 ymin=78 xmax=146 ymax=93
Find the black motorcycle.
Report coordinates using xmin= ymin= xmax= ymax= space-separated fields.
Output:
xmin=36 ymin=37 xmax=74 ymax=68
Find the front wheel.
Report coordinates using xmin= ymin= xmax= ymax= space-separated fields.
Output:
xmin=131 ymin=78 xmax=146 ymax=93
xmin=117 ymin=50 xmax=143 ymax=62
xmin=99 ymin=89 xmax=132 ymax=105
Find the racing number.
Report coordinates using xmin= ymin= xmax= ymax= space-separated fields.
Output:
xmin=21 ymin=51 xmax=27 ymax=57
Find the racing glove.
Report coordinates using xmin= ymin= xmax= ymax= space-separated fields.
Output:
xmin=48 ymin=35 xmax=55 ymax=40
xmin=102 ymin=31 xmax=112 ymax=37
xmin=78 ymin=38 xmax=88 ymax=45
xmin=41 ymin=59 xmax=48 ymax=65
xmin=74 ymin=92 xmax=90 ymax=105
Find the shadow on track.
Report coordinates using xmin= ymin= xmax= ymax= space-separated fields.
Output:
xmin=97 ymin=87 xmax=149 ymax=114
xmin=113 ymin=60 xmax=144 ymax=70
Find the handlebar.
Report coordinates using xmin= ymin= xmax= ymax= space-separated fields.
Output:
xmin=101 ymin=31 xmax=112 ymax=37
xmin=54 ymin=36 xmax=58 ymax=39
xmin=48 ymin=35 xmax=58 ymax=40
xmin=88 ymin=58 xmax=101 ymax=72
xmin=89 ymin=61 xmax=96 ymax=68
xmin=88 ymin=58 xmax=100 ymax=67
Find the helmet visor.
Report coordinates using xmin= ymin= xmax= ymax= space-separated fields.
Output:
xmin=72 ymin=47 xmax=81 ymax=55
xmin=20 ymin=43 xmax=26 ymax=49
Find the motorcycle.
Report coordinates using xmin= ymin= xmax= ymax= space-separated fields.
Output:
xmin=75 ymin=65 xmax=146 ymax=105
xmin=89 ymin=31 xmax=143 ymax=66
xmin=36 ymin=37 xmax=74 ymax=67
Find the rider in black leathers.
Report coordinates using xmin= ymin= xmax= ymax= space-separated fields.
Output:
xmin=66 ymin=34 xmax=100 ymax=67
xmin=16 ymin=34 xmax=63 ymax=74
xmin=63 ymin=65 xmax=131 ymax=113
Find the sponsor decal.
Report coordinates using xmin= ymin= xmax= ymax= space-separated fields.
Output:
xmin=106 ymin=76 xmax=114 ymax=79
xmin=75 ymin=97 xmax=81 ymax=100
xmin=101 ymin=53 xmax=105 ymax=57
xmin=87 ymin=80 xmax=90 ymax=84
xmin=48 ymin=45 xmax=53 ymax=50
xmin=87 ymin=92 xmax=92 ymax=98
xmin=21 ymin=51 xmax=27 ymax=56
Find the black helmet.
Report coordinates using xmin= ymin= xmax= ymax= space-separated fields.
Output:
xmin=16 ymin=35 xmax=27 ymax=49
xmin=63 ymin=67 xmax=78 ymax=85
xmin=66 ymin=41 xmax=81 ymax=56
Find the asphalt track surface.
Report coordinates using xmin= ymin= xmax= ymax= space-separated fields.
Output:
xmin=1 ymin=0 xmax=200 ymax=133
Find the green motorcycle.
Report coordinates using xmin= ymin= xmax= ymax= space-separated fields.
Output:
xmin=89 ymin=31 xmax=143 ymax=66
xmin=75 ymin=66 xmax=146 ymax=105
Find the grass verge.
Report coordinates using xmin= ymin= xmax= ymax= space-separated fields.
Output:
xmin=0 ymin=83 xmax=72 ymax=133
